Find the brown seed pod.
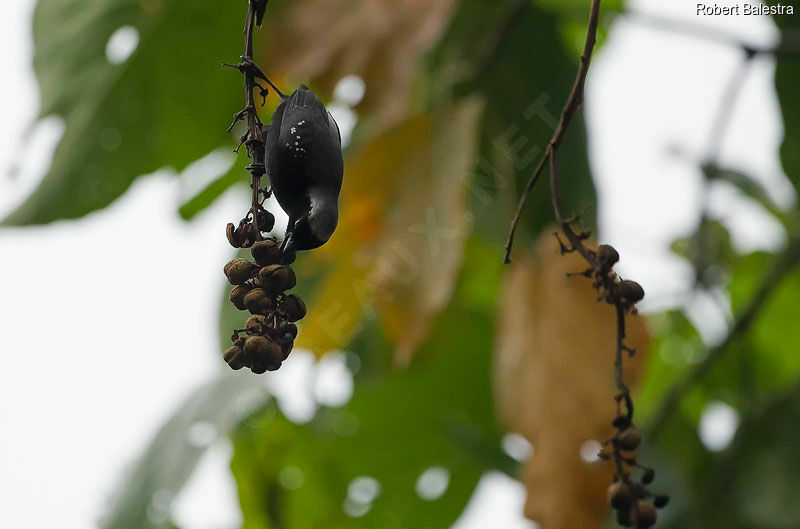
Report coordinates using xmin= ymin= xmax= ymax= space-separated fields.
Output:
xmin=250 ymin=362 xmax=269 ymax=375
xmin=279 ymin=337 xmax=294 ymax=360
xmin=280 ymin=294 xmax=307 ymax=322
xmin=239 ymin=223 xmax=257 ymax=249
xmin=245 ymin=314 xmax=267 ymax=333
xmin=226 ymin=223 xmax=240 ymax=248
xmin=279 ymin=322 xmax=298 ymax=340
xmin=641 ymin=467 xmax=655 ymax=484
xmin=229 ymin=285 xmax=252 ymax=311
xmin=608 ymin=481 xmax=634 ymax=510
xmin=224 ymin=258 xmax=254 ymax=285
xmin=613 ymin=415 xmax=632 ymax=429
xmin=616 ymin=427 xmax=642 ymax=451
xmin=616 ymin=506 xmax=634 ymax=528
xmin=653 ymin=495 xmax=670 ymax=509
xmin=243 ymin=288 xmax=271 ymax=315
xmin=251 ymin=239 xmax=281 ymax=266
xmin=597 ymin=244 xmax=620 ymax=269
xmin=618 ymin=280 xmax=645 ymax=304
xmin=257 ymin=210 xmax=276 ymax=233
xmin=244 ymin=336 xmax=282 ymax=373
xmin=223 ymin=345 xmax=247 ymax=370
xmin=244 ymin=335 xmax=271 ymax=359
xmin=258 ymin=264 xmax=297 ymax=292
xmin=629 ymin=482 xmax=647 ymax=500
xmin=281 ymin=251 xmax=297 ymax=265
xmin=633 ymin=500 xmax=657 ymax=528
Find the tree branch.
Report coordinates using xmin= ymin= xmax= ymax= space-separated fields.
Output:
xmin=647 ymin=234 xmax=800 ymax=441
xmin=622 ymin=10 xmax=800 ymax=57
xmin=242 ymin=1 xmax=266 ymax=239
xmin=503 ymin=0 xmax=601 ymax=264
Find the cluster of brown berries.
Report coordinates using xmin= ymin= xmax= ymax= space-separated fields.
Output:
xmin=222 ymin=238 xmax=306 ymax=374
xmin=226 ymin=203 xmax=276 ymax=248
xmin=591 ymin=244 xmax=645 ymax=310
xmin=602 ymin=423 xmax=669 ymax=528
xmin=579 ymin=243 xmax=667 ymax=527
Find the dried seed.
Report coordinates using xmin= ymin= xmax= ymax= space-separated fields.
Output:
xmin=243 ymin=288 xmax=271 ymax=315
xmin=223 ymin=345 xmax=247 ymax=370
xmin=619 ymin=280 xmax=645 ymax=303
xmin=230 ymin=284 xmax=252 ymax=311
xmin=226 ymin=223 xmax=240 ymax=248
xmin=224 ymin=258 xmax=254 ymax=285
xmin=616 ymin=427 xmax=642 ymax=451
xmin=280 ymin=294 xmax=306 ymax=322
xmin=258 ymin=264 xmax=296 ymax=292
xmin=251 ymin=239 xmax=281 ymax=266
xmin=597 ymin=244 xmax=620 ymax=269
xmin=608 ymin=481 xmax=633 ymax=510
xmin=633 ymin=500 xmax=657 ymax=528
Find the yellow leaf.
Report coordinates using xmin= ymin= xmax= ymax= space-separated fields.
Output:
xmin=495 ymin=232 xmax=649 ymax=529
xmin=263 ymin=0 xmax=457 ymax=129
xmin=295 ymin=99 xmax=484 ymax=361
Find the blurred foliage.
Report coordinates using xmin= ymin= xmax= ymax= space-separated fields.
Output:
xmin=231 ymin=273 xmax=507 ymax=529
xmin=8 ymin=0 xmax=800 ymax=529
xmin=3 ymin=0 xmax=246 ymax=225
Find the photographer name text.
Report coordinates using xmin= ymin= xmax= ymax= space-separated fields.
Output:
xmin=697 ymin=3 xmax=795 ymax=15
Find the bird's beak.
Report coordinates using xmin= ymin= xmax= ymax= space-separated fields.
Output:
xmin=280 ymin=232 xmax=297 ymax=254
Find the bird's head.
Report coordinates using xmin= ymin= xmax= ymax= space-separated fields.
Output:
xmin=283 ymin=196 xmax=339 ymax=253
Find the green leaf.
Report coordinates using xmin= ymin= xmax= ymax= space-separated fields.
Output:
xmin=430 ymin=3 xmax=597 ymax=246
xmin=101 ymin=373 xmax=270 ymax=529
xmin=231 ymin=259 xmax=509 ymax=529
xmin=729 ymin=251 xmax=800 ymax=391
xmin=4 ymin=0 xmax=248 ymax=225
xmin=733 ymin=388 xmax=800 ymax=528
xmin=773 ymin=8 xmax=800 ymax=190
xmin=638 ymin=311 xmax=706 ymax=421
xmin=657 ymin=387 xmax=800 ymax=529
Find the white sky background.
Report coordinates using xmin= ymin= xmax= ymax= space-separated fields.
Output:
xmin=0 ymin=1 xmax=790 ymax=528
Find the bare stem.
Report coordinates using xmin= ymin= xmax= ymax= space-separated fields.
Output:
xmin=226 ymin=0 xmax=271 ymax=242
xmin=504 ymin=0 xmax=601 ymax=264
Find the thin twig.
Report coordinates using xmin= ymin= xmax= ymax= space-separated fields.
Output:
xmin=622 ymin=10 xmax=800 ymax=57
xmin=517 ymin=2 xmax=668 ymax=514
xmin=647 ymin=234 xmax=800 ymax=441
xmin=224 ymin=0 xmax=274 ymax=242
xmin=692 ymin=51 xmax=756 ymax=291
xmin=243 ymin=1 xmax=265 ymax=239
xmin=503 ymin=0 xmax=601 ymax=264
xmin=702 ymin=51 xmax=755 ymax=165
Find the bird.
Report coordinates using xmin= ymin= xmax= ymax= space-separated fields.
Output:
xmin=264 ymin=84 xmax=344 ymax=254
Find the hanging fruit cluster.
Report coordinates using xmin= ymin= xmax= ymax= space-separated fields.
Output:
xmin=222 ymin=238 xmax=306 ymax=374
xmin=572 ymin=242 xmax=668 ymax=528
xmin=602 ymin=423 xmax=669 ymax=528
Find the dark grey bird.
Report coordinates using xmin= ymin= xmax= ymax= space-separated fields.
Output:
xmin=264 ymin=85 xmax=344 ymax=254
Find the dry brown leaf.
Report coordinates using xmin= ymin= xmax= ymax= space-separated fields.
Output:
xmin=262 ymin=0 xmax=456 ymax=129
xmin=294 ymin=98 xmax=484 ymax=361
xmin=495 ymin=232 xmax=649 ymax=529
